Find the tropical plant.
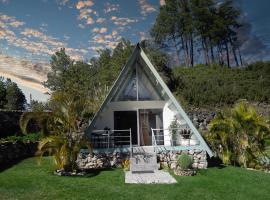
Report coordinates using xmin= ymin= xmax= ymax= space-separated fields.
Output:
xmin=122 ymin=159 xmax=130 ymax=171
xmin=169 ymin=117 xmax=180 ymax=142
xmin=208 ymin=100 xmax=270 ymax=168
xmin=177 ymin=154 xmax=193 ymax=170
xmin=180 ymin=129 xmax=192 ymax=139
xmin=20 ymin=91 xmax=92 ymax=171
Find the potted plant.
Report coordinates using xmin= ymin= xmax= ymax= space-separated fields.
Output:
xmin=169 ymin=118 xmax=180 ymax=146
xmin=174 ymin=154 xmax=196 ymax=176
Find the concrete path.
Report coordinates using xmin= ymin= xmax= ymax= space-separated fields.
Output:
xmin=125 ymin=170 xmax=177 ymax=184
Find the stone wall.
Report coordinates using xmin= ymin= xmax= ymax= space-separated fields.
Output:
xmin=187 ymin=102 xmax=270 ymax=131
xmin=158 ymin=150 xmax=207 ymax=169
xmin=0 ymin=141 xmax=38 ymax=171
xmin=187 ymin=109 xmax=216 ymax=131
xmin=76 ymin=150 xmax=207 ymax=170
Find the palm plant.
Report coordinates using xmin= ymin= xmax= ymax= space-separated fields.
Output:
xmin=20 ymin=91 xmax=92 ymax=171
xmin=207 ymin=100 xmax=270 ymax=168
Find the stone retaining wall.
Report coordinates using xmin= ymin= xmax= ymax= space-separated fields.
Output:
xmin=187 ymin=102 xmax=270 ymax=131
xmin=76 ymin=150 xmax=207 ymax=170
xmin=0 ymin=141 xmax=38 ymax=170
xmin=158 ymin=150 xmax=207 ymax=169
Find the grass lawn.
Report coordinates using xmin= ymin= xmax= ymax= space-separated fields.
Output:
xmin=0 ymin=157 xmax=270 ymax=200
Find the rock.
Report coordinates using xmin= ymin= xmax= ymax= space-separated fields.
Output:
xmin=174 ymin=168 xmax=196 ymax=176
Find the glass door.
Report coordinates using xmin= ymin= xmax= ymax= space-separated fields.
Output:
xmin=139 ymin=109 xmax=163 ymax=146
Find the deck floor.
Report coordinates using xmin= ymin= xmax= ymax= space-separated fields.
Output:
xmin=125 ymin=170 xmax=177 ymax=184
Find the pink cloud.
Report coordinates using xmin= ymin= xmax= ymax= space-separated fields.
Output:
xmin=160 ymin=0 xmax=165 ymax=6
xmin=138 ymin=0 xmax=156 ymax=16
xmin=76 ymin=0 xmax=93 ymax=9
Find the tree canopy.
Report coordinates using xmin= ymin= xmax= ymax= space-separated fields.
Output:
xmin=151 ymin=0 xmax=243 ymax=67
xmin=0 ymin=77 xmax=26 ymax=110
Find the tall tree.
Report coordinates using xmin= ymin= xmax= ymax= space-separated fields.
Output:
xmin=4 ymin=78 xmax=26 ymax=110
xmin=151 ymin=0 xmax=183 ymax=65
xmin=44 ymin=48 xmax=73 ymax=91
xmin=0 ymin=77 xmax=6 ymax=108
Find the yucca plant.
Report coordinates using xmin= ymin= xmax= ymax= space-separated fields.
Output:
xmin=20 ymin=91 xmax=93 ymax=171
xmin=207 ymin=100 xmax=270 ymax=168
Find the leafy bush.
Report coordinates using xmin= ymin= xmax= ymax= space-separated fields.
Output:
xmin=207 ymin=100 xmax=270 ymax=168
xmin=177 ymin=154 xmax=193 ymax=170
xmin=172 ymin=62 xmax=270 ymax=106
xmin=122 ymin=159 xmax=130 ymax=171
xmin=0 ymin=132 xmax=41 ymax=143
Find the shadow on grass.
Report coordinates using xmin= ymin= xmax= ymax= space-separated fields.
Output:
xmin=207 ymin=156 xmax=225 ymax=169
xmin=83 ymin=168 xmax=116 ymax=178
xmin=0 ymin=157 xmax=28 ymax=172
xmin=52 ymin=167 xmax=117 ymax=178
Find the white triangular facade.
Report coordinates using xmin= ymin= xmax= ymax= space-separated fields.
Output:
xmin=86 ymin=44 xmax=213 ymax=157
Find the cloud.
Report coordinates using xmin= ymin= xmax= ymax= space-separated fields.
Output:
xmin=86 ymin=17 xmax=94 ymax=25
xmin=90 ymin=29 xmax=122 ymax=50
xmin=78 ymin=23 xmax=85 ymax=29
xmin=1 ymin=13 xmax=88 ymax=61
xmin=63 ymin=34 xmax=70 ymax=41
xmin=159 ymin=0 xmax=165 ymax=6
xmin=0 ymin=53 xmax=49 ymax=93
xmin=92 ymin=27 xmax=107 ymax=33
xmin=56 ymin=0 xmax=69 ymax=6
xmin=76 ymin=0 xmax=93 ymax=9
xmin=111 ymin=16 xmax=138 ymax=26
xmin=138 ymin=0 xmax=156 ymax=16
xmin=0 ymin=13 xmax=25 ymax=27
xmin=96 ymin=17 xmax=106 ymax=23
xmin=104 ymin=2 xmax=120 ymax=14
xmin=139 ymin=31 xmax=147 ymax=41
xmin=78 ymin=8 xmax=97 ymax=20
xmin=76 ymin=2 xmax=97 ymax=26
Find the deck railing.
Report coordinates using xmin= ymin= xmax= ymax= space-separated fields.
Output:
xmin=90 ymin=129 xmax=132 ymax=149
xmin=151 ymin=128 xmax=200 ymax=147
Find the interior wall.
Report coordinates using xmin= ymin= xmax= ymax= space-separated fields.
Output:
xmin=93 ymin=101 xmax=166 ymax=131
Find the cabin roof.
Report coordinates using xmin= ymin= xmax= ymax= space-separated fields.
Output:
xmin=85 ymin=43 xmax=213 ymax=157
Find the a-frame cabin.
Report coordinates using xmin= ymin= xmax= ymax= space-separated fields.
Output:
xmin=85 ymin=44 xmax=213 ymax=157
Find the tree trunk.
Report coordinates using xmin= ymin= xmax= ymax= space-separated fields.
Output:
xmin=225 ymin=42 xmax=230 ymax=68
xmin=210 ymin=43 xmax=215 ymax=64
xmin=190 ymin=35 xmax=194 ymax=67
xmin=238 ymin=47 xmax=243 ymax=66
xmin=229 ymin=38 xmax=239 ymax=66
xmin=202 ymin=39 xmax=209 ymax=66
xmin=172 ymin=34 xmax=181 ymax=66
xmin=218 ymin=44 xmax=224 ymax=66
xmin=185 ymin=36 xmax=190 ymax=67
xmin=181 ymin=35 xmax=189 ymax=67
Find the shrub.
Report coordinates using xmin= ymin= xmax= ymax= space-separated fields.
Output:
xmin=172 ymin=62 xmax=270 ymax=106
xmin=0 ymin=132 xmax=41 ymax=143
xmin=122 ymin=159 xmax=130 ymax=171
xmin=208 ymin=100 xmax=270 ymax=168
xmin=177 ymin=154 xmax=193 ymax=170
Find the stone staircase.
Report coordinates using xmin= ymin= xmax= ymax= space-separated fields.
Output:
xmin=130 ymin=146 xmax=159 ymax=173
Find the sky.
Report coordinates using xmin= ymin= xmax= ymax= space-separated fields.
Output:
xmin=0 ymin=0 xmax=270 ymax=102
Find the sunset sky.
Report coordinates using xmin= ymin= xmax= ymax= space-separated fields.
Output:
xmin=0 ymin=0 xmax=270 ymax=102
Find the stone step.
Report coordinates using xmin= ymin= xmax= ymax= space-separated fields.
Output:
xmin=132 ymin=146 xmax=156 ymax=154
xmin=130 ymin=152 xmax=158 ymax=172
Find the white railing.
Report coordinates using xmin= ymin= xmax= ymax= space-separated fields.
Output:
xmin=151 ymin=128 xmax=200 ymax=147
xmin=90 ymin=129 xmax=132 ymax=150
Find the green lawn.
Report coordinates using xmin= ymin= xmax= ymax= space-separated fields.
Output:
xmin=0 ymin=157 xmax=270 ymax=200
